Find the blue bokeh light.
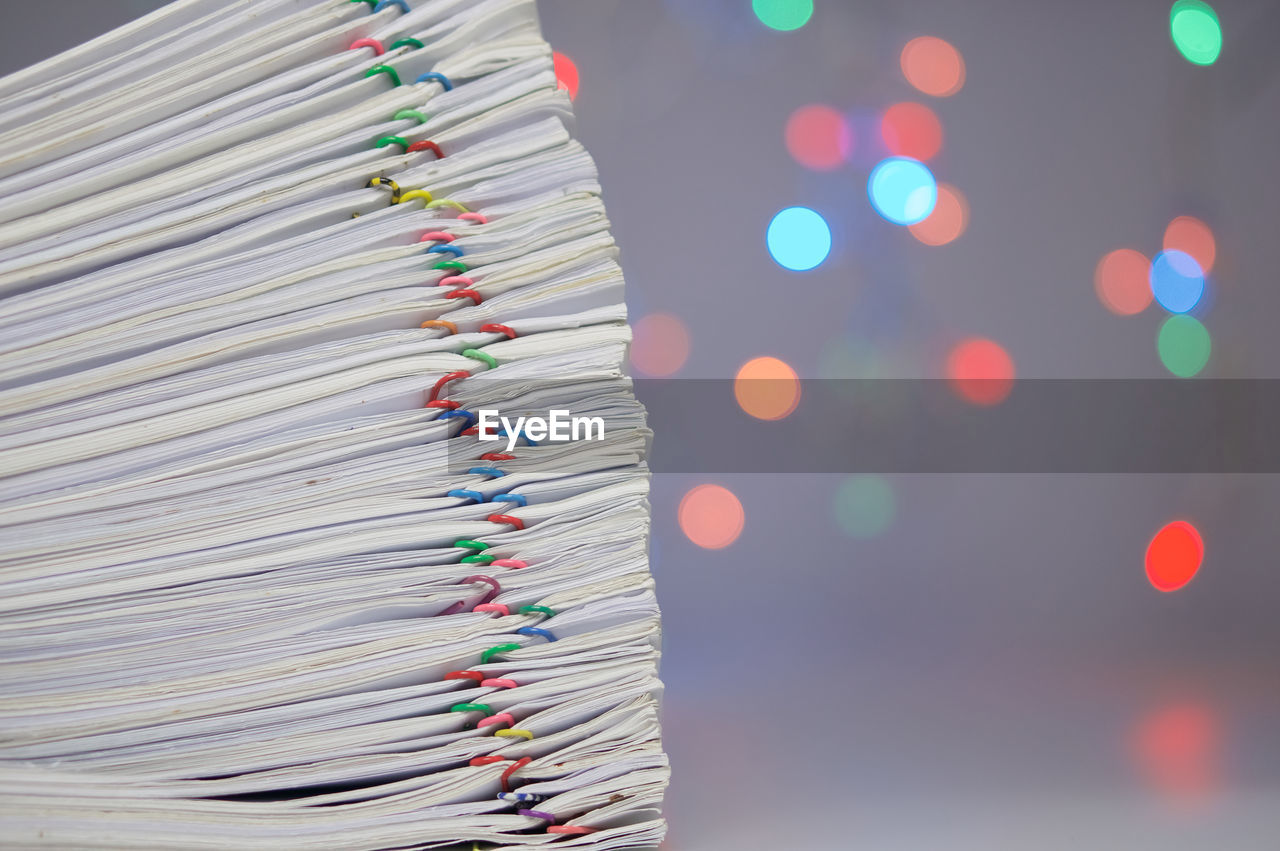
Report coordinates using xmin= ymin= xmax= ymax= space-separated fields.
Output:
xmin=766 ymin=206 xmax=832 ymax=271
xmin=1149 ymin=249 xmax=1205 ymax=314
xmin=867 ymin=157 xmax=937 ymax=225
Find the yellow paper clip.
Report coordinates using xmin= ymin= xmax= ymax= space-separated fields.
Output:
xmin=399 ymin=189 xmax=434 ymax=205
xmin=494 ymin=728 xmax=534 ymax=741
xmin=427 ymin=198 xmax=470 ymax=212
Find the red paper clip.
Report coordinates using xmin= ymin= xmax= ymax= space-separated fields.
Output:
xmin=444 ymin=289 xmax=482 ymax=305
xmin=501 ymin=757 xmax=532 ymax=793
xmin=407 ymin=140 xmax=444 ymax=158
xmin=429 ymin=370 xmax=469 ymax=402
xmin=444 ymin=670 xmax=485 ymax=683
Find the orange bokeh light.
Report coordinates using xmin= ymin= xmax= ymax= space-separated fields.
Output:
xmin=900 ymin=36 xmax=966 ymax=97
xmin=734 ymin=356 xmax=801 ymax=420
xmin=1163 ymin=216 xmax=1216 ymax=275
xmin=1130 ymin=702 xmax=1221 ymax=804
xmin=1094 ymin=248 xmax=1153 ymax=316
xmin=784 ymin=104 xmax=853 ymax=171
xmin=908 ymin=182 xmax=968 ymax=245
xmin=630 ymin=313 xmax=690 ymax=377
xmin=1145 ymin=520 xmax=1204 ymax=592
xmin=880 ymin=102 xmax=943 ymax=161
xmin=678 ymin=484 xmax=745 ymax=549
xmin=553 ymin=51 xmax=579 ymax=101
xmin=946 ymin=338 xmax=1015 ymax=406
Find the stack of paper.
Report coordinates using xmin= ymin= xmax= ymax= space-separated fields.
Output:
xmin=0 ymin=1 xmax=666 ymax=847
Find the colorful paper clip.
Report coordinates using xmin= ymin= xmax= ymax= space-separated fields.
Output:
xmin=429 ymin=370 xmax=469 ymax=402
xmin=416 ymin=71 xmax=453 ymax=90
xmin=363 ymin=65 xmax=401 ymax=87
xmin=461 ymin=348 xmax=497 ymax=369
xmin=481 ymin=643 xmax=521 ymax=664
xmin=348 ymin=38 xmax=384 ymax=54
xmin=444 ymin=670 xmax=485 ymax=683
xmin=500 ymin=757 xmax=532 ymax=792
xmin=366 ymin=176 xmax=401 ymax=203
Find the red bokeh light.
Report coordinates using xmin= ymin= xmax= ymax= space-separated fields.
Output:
xmin=1130 ymin=702 xmax=1221 ymax=804
xmin=900 ymin=36 xmax=966 ymax=97
xmin=1094 ymin=248 xmax=1153 ymax=316
xmin=630 ymin=313 xmax=691 ymax=377
xmin=553 ymin=51 xmax=579 ymax=101
xmin=908 ymin=182 xmax=968 ymax=246
xmin=678 ymin=484 xmax=745 ymax=550
xmin=1163 ymin=216 xmax=1216 ymax=275
xmin=880 ymin=102 xmax=943 ymax=161
xmin=946 ymin=338 xmax=1015 ymax=406
xmin=1145 ymin=520 xmax=1204 ymax=592
xmin=784 ymin=104 xmax=853 ymax=171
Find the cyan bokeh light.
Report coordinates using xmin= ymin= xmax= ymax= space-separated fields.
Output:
xmin=766 ymin=206 xmax=832 ymax=271
xmin=1150 ymin=249 xmax=1205 ymax=313
xmin=868 ymin=156 xmax=937 ymax=225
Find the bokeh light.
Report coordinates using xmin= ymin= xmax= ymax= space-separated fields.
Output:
xmin=834 ymin=475 xmax=896 ymax=538
xmin=1145 ymin=520 xmax=1205 ymax=591
xmin=908 ymin=182 xmax=968 ymax=245
xmin=735 ymin=356 xmax=801 ymax=420
xmin=553 ymin=51 xmax=579 ymax=100
xmin=900 ymin=36 xmax=965 ymax=97
xmin=678 ymin=484 xmax=745 ymax=549
xmin=1131 ymin=702 xmax=1221 ymax=803
xmin=1095 ymin=248 xmax=1153 ymax=316
xmin=817 ymin=336 xmax=884 ymax=379
xmin=1149 ymin=249 xmax=1205 ymax=314
xmin=629 ymin=313 xmax=690 ymax=377
xmin=1170 ymin=0 xmax=1222 ymax=66
xmin=1157 ymin=315 xmax=1211 ymax=377
xmin=784 ymin=104 xmax=854 ymax=171
xmin=766 ymin=206 xmax=832 ymax=271
xmin=946 ymin=338 xmax=1015 ymax=406
xmin=751 ymin=0 xmax=813 ymax=31
xmin=868 ymin=157 xmax=937 ymax=225
xmin=880 ymin=102 xmax=943 ymax=161
xmin=1163 ymin=215 xmax=1216 ymax=274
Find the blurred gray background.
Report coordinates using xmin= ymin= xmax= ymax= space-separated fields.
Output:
xmin=6 ymin=1 xmax=1280 ymax=848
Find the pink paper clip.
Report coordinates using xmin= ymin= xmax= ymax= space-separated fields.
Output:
xmin=481 ymin=678 xmax=518 ymax=689
xmin=478 ymin=712 xmax=515 ymax=729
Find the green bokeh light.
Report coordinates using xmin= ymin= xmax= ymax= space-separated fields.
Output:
xmin=834 ymin=475 xmax=895 ymax=538
xmin=1170 ymin=0 xmax=1222 ymax=66
xmin=817 ymin=337 xmax=887 ymax=380
xmin=1157 ymin=315 xmax=1212 ymax=377
xmin=752 ymin=0 xmax=814 ymax=32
